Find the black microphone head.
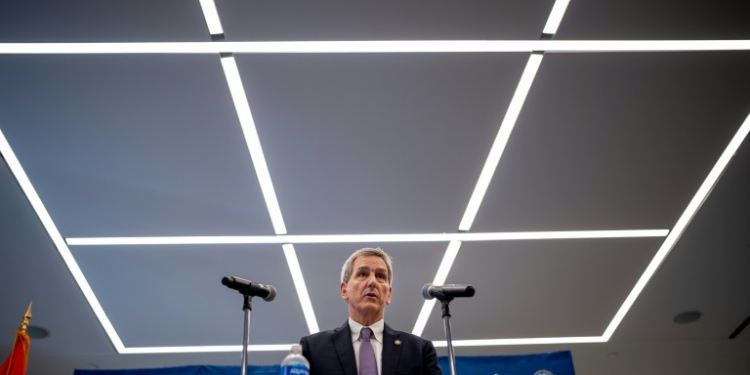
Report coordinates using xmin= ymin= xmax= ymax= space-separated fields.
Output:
xmin=465 ymin=285 xmax=476 ymax=297
xmin=263 ymin=285 xmax=277 ymax=302
xmin=422 ymin=283 xmax=434 ymax=300
xmin=221 ymin=276 xmax=232 ymax=286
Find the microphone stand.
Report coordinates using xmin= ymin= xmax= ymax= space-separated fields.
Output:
xmin=440 ymin=298 xmax=457 ymax=375
xmin=222 ymin=276 xmax=276 ymax=375
xmin=240 ymin=294 xmax=253 ymax=375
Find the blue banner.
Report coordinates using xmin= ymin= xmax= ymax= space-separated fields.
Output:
xmin=439 ymin=351 xmax=575 ymax=375
xmin=74 ymin=351 xmax=574 ymax=375
xmin=74 ymin=365 xmax=279 ymax=375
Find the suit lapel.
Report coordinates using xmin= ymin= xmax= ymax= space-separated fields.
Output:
xmin=381 ymin=324 xmax=403 ymax=375
xmin=332 ymin=321 xmax=358 ymax=375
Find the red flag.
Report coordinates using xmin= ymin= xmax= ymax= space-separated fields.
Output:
xmin=0 ymin=303 xmax=32 ymax=375
xmin=0 ymin=330 xmax=30 ymax=375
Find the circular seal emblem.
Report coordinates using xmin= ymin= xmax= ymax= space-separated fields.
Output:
xmin=533 ymin=370 xmax=554 ymax=375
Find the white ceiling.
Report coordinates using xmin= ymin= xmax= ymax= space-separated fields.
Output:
xmin=1 ymin=1 xmax=749 ymax=374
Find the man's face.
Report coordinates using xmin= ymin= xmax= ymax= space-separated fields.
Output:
xmin=341 ymin=255 xmax=392 ymax=323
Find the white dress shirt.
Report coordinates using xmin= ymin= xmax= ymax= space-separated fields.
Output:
xmin=349 ymin=318 xmax=384 ymax=375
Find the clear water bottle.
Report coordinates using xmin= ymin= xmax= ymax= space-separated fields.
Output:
xmin=280 ymin=344 xmax=310 ymax=375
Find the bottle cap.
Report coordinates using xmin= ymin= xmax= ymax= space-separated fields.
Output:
xmin=290 ymin=344 xmax=303 ymax=354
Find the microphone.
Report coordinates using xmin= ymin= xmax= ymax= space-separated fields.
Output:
xmin=422 ymin=283 xmax=475 ymax=300
xmin=222 ymin=276 xmax=277 ymax=302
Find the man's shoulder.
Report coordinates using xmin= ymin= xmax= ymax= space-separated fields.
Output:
xmin=386 ymin=326 xmax=433 ymax=346
xmin=301 ymin=324 xmax=347 ymax=343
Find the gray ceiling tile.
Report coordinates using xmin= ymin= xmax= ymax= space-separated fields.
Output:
xmin=236 ymin=53 xmax=529 ymax=234
xmin=0 ymin=0 xmax=209 ymax=43
xmin=421 ymin=238 xmax=662 ymax=341
xmin=472 ymin=52 xmax=750 ymax=232
xmin=71 ymin=244 xmax=306 ymax=347
xmin=219 ymin=0 xmax=554 ymax=41
xmin=0 ymin=55 xmax=274 ymax=237
xmin=557 ymin=0 xmax=750 ymax=40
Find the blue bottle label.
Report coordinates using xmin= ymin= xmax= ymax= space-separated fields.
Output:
xmin=281 ymin=364 xmax=309 ymax=375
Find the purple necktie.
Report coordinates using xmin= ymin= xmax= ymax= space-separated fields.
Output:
xmin=360 ymin=327 xmax=378 ymax=375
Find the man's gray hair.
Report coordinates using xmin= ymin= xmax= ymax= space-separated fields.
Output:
xmin=340 ymin=247 xmax=393 ymax=285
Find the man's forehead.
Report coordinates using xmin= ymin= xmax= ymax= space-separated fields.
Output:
xmin=353 ymin=255 xmax=387 ymax=270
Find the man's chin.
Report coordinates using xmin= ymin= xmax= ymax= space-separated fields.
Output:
xmin=356 ymin=304 xmax=383 ymax=315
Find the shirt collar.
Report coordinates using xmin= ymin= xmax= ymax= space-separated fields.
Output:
xmin=349 ymin=317 xmax=384 ymax=344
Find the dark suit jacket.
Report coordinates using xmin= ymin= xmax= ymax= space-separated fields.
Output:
xmin=300 ymin=321 xmax=442 ymax=375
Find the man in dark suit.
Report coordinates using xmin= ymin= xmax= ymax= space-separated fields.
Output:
xmin=300 ymin=247 xmax=442 ymax=375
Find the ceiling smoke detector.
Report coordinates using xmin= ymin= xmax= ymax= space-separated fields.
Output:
xmin=26 ymin=325 xmax=50 ymax=339
xmin=673 ymin=311 xmax=702 ymax=324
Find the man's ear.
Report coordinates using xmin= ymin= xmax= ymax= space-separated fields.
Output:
xmin=340 ymin=282 xmax=349 ymax=301
xmin=386 ymin=286 xmax=392 ymax=305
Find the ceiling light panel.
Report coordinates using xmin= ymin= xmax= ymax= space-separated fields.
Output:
xmin=70 ymin=244 xmax=308 ymax=347
xmin=65 ymin=229 xmax=668 ymax=246
xmin=471 ymin=52 xmax=750 ymax=233
xmin=0 ymin=0 xmax=208 ymax=43
xmin=419 ymin=239 xmax=662 ymax=341
xmin=220 ymin=55 xmax=287 ymax=235
xmin=198 ymin=0 xmax=224 ymax=35
xmin=0 ymin=55 xmax=274 ymax=237
xmin=542 ymin=0 xmax=571 ymax=35
xmin=119 ymin=344 xmax=294 ymax=354
xmin=230 ymin=53 xmax=529 ymax=234
xmin=434 ymin=336 xmax=607 ymax=347
xmin=2 ymin=40 xmax=750 ymax=54
xmin=282 ymin=244 xmax=319 ymax=334
xmin=217 ymin=0 xmax=550 ymax=41
xmin=459 ymin=53 xmax=544 ymax=231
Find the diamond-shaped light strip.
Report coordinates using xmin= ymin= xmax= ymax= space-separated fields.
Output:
xmin=0 ymin=0 xmax=747 ymax=354
xmin=412 ymin=0 xmax=568 ymax=338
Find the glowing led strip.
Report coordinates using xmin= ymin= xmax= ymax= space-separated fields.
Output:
xmin=412 ymin=0 xmax=569 ymax=338
xmin=119 ymin=344 xmax=293 ymax=354
xmin=66 ymin=229 xmax=668 ymax=246
xmin=542 ymin=0 xmax=571 ymax=35
xmin=434 ymin=336 xmax=606 ymax=347
xmin=202 ymin=0 xmax=319 ymax=338
xmin=412 ymin=241 xmax=462 ymax=337
xmin=198 ymin=0 xmax=223 ymax=35
xmin=0 ymin=40 xmax=749 ymax=54
xmin=0 ymin=128 xmax=126 ymax=353
xmin=458 ymin=53 xmax=544 ymax=231
xmin=219 ymin=56 xmax=287 ymax=235
xmin=282 ymin=244 xmax=320 ymax=334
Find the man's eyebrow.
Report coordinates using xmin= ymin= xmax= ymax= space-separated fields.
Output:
xmin=356 ymin=266 xmax=387 ymax=272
